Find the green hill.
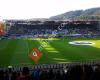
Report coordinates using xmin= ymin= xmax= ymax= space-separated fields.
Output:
xmin=50 ymin=7 xmax=100 ymax=20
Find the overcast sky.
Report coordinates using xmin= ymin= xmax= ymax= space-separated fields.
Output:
xmin=0 ymin=0 xmax=100 ymax=19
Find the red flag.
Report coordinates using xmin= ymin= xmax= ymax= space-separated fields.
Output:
xmin=29 ymin=48 xmax=42 ymax=62
xmin=0 ymin=23 xmax=5 ymax=36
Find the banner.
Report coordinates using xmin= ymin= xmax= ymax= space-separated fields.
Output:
xmin=0 ymin=23 xmax=5 ymax=36
xmin=29 ymin=48 xmax=42 ymax=62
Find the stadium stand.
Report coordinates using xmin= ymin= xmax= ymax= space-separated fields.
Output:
xmin=3 ymin=20 xmax=100 ymax=39
xmin=0 ymin=63 xmax=100 ymax=80
xmin=0 ymin=20 xmax=100 ymax=80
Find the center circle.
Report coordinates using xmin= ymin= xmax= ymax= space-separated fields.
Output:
xmin=69 ymin=41 xmax=95 ymax=45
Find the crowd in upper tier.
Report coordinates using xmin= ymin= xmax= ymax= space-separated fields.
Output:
xmin=0 ymin=20 xmax=98 ymax=38
xmin=6 ymin=27 xmax=100 ymax=38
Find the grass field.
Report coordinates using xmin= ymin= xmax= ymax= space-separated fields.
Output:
xmin=0 ymin=38 xmax=100 ymax=67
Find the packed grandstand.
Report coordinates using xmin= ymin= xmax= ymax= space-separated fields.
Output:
xmin=1 ymin=20 xmax=99 ymax=38
xmin=0 ymin=20 xmax=100 ymax=80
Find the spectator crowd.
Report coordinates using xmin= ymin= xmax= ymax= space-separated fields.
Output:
xmin=0 ymin=64 xmax=100 ymax=80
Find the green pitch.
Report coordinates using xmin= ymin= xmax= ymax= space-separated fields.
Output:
xmin=0 ymin=38 xmax=100 ymax=67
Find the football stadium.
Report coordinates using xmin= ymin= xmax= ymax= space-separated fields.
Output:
xmin=1 ymin=0 xmax=100 ymax=79
xmin=0 ymin=20 xmax=100 ymax=67
xmin=1 ymin=20 xmax=100 ymax=80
